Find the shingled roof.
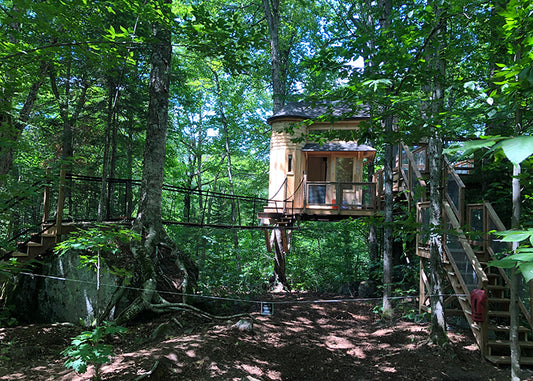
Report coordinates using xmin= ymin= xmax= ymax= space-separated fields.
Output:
xmin=302 ymin=142 xmax=376 ymax=152
xmin=267 ymin=101 xmax=370 ymax=124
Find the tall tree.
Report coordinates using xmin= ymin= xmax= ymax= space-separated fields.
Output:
xmin=117 ymin=0 xmax=195 ymax=323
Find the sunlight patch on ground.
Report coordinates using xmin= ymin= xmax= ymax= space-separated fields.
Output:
xmin=285 ymin=324 xmax=306 ymax=333
xmin=347 ymin=347 xmax=366 ymax=359
xmin=238 ymin=363 xmax=264 ymax=377
xmin=295 ymin=316 xmax=313 ymax=325
xmin=381 ymin=366 xmax=397 ymax=373
xmin=166 ymin=352 xmax=179 ymax=361
xmin=185 ymin=349 xmax=196 ymax=358
xmin=371 ymin=328 xmax=394 ymax=337
xmin=266 ymin=368 xmax=282 ymax=380
xmin=324 ymin=335 xmax=355 ymax=350
xmin=208 ymin=361 xmax=224 ymax=377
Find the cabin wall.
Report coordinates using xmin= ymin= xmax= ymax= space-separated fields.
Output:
xmin=268 ymin=120 xmax=306 ymax=209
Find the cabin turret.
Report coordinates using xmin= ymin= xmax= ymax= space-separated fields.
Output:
xmin=261 ymin=102 xmax=377 ymax=223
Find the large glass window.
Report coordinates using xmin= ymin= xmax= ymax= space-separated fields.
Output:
xmin=336 ymin=158 xmax=353 ymax=183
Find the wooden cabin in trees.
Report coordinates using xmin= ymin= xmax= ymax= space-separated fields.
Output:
xmin=259 ymin=102 xmax=376 ymax=225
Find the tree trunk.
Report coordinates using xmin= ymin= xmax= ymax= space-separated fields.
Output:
xmin=117 ymin=0 xmax=196 ymax=323
xmin=375 ymin=0 xmax=394 ymax=318
xmin=0 ymin=61 xmax=47 ymax=186
xmin=428 ymin=134 xmax=447 ymax=346
xmin=212 ymin=70 xmax=242 ymax=272
xmin=98 ymin=81 xmax=114 ymax=221
xmin=426 ymin=1 xmax=448 ymax=347
xmin=262 ymin=0 xmax=285 ymax=114
xmin=510 ymin=104 xmax=523 ymax=381
xmin=382 ymin=115 xmax=394 ymax=316
xmin=271 ymin=228 xmax=290 ymax=291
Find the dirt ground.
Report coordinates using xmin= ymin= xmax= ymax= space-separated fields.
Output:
xmin=0 ymin=293 xmax=528 ymax=380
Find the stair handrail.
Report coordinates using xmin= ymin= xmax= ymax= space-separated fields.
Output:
xmin=399 ymin=143 xmax=427 ymax=206
xmin=484 ymin=202 xmax=533 ymax=328
xmin=443 ymin=157 xmax=466 ymax=225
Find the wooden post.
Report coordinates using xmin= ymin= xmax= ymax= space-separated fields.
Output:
xmin=302 ymin=173 xmax=307 ymax=212
xmin=419 ymin=257 xmax=425 ymax=313
xmin=42 ymin=167 xmax=51 ymax=225
xmin=55 ymin=165 xmax=67 ymax=242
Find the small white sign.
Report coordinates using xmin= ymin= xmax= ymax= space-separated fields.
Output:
xmin=261 ymin=302 xmax=274 ymax=316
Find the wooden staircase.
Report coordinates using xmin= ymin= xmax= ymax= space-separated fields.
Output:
xmin=11 ymin=225 xmax=62 ymax=261
xmin=483 ymin=265 xmax=533 ymax=364
xmin=394 ymin=143 xmax=533 ymax=366
xmin=10 ymin=223 xmax=89 ymax=261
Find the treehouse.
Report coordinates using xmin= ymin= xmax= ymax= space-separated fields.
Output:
xmin=259 ymin=102 xmax=376 ymax=225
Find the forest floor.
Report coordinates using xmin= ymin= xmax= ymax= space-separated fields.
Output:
xmin=0 ymin=292 xmax=528 ymax=380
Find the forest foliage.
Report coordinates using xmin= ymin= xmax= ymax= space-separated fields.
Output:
xmin=0 ymin=0 xmax=532 ymax=309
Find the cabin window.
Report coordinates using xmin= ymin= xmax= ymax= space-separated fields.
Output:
xmin=288 ymin=154 xmax=293 ymax=173
xmin=335 ymin=157 xmax=354 ymax=183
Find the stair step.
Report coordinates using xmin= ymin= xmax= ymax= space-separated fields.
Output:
xmin=26 ymin=242 xmax=43 ymax=247
xmin=488 ymin=340 xmax=533 ymax=348
xmin=487 ymin=284 xmax=507 ymax=291
xmin=488 ymin=325 xmax=531 ymax=333
xmin=489 ymin=310 xmax=511 ymax=318
xmin=485 ymin=355 xmax=533 ymax=365
xmin=446 ymin=308 xmax=471 ymax=316
xmin=489 ymin=298 xmax=510 ymax=304
xmin=11 ymin=251 xmax=29 ymax=257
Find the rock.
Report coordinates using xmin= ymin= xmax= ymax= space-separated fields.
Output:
xmin=232 ymin=319 xmax=253 ymax=333
xmin=358 ymin=280 xmax=377 ymax=298
xmin=338 ymin=281 xmax=360 ymax=296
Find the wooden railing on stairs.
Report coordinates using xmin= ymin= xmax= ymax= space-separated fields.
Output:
xmin=401 ymin=142 xmax=533 ymax=365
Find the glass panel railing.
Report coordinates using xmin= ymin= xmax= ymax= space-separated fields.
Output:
xmin=446 ymin=171 xmax=461 ymax=213
xmin=306 ymin=182 xmax=376 ymax=209
xmin=488 ymin=216 xmax=508 ymax=256
xmin=445 ymin=220 xmax=479 ymax=292
xmin=413 ymin=147 xmax=427 ymax=172
xmin=401 ymin=146 xmax=409 ymax=170
xmin=417 ymin=202 xmax=430 ymax=246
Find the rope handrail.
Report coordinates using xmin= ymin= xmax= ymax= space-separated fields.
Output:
xmin=284 ymin=176 xmax=305 ymax=202
xmin=267 ymin=176 xmax=288 ymax=202
xmin=65 ymin=173 xmax=268 ymax=204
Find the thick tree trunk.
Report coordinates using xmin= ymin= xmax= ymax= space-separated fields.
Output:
xmin=428 ymin=134 xmax=447 ymax=345
xmin=118 ymin=0 xmax=196 ymax=323
xmin=427 ymin=1 xmax=448 ymax=347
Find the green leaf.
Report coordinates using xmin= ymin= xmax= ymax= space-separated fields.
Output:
xmin=489 ymin=257 xmax=517 ymax=269
xmin=518 ymin=262 xmax=533 ymax=283
xmin=497 ymin=136 xmax=533 ymax=165
xmin=497 ymin=229 xmax=533 ymax=242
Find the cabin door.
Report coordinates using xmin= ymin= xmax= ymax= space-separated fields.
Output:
xmin=308 ymin=156 xmax=327 ymax=181
xmin=307 ymin=156 xmax=327 ymax=204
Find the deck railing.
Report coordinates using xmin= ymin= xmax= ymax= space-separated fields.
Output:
xmin=304 ymin=181 xmax=376 ymax=210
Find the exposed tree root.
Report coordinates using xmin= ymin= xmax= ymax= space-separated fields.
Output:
xmin=150 ymin=302 xmax=254 ymax=322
